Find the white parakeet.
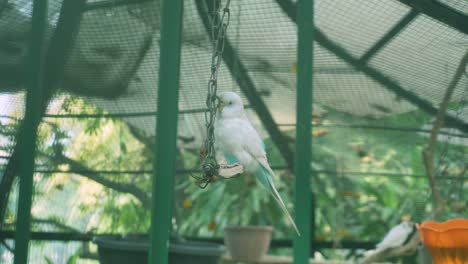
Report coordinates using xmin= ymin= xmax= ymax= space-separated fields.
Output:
xmin=214 ymin=91 xmax=300 ymax=236
xmin=369 ymin=221 xmax=415 ymax=255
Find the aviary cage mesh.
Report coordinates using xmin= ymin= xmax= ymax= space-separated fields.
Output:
xmin=0 ymin=0 xmax=467 ymax=262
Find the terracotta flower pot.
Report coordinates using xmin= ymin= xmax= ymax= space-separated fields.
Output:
xmin=417 ymin=218 xmax=468 ymax=264
xmin=224 ymin=225 xmax=273 ymax=262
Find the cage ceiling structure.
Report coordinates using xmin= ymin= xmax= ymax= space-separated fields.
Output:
xmin=0 ymin=0 xmax=467 ymax=263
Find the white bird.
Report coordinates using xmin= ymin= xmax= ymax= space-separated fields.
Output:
xmin=214 ymin=91 xmax=300 ymax=236
xmin=374 ymin=221 xmax=415 ymax=253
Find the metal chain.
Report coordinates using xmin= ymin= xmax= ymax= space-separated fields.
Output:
xmin=192 ymin=0 xmax=231 ymax=188
xmin=232 ymin=0 xmax=242 ymax=90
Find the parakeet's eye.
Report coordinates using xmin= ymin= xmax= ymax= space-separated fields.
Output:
xmin=228 ymin=102 xmax=233 ymax=105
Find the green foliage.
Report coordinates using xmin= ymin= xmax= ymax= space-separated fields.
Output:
xmin=44 ymin=248 xmax=80 ymax=264
xmin=98 ymin=194 xmax=151 ymax=233
xmin=44 ymin=256 xmax=54 ymax=264
xmin=173 ymin=108 xmax=467 ymax=245
xmin=5 ymin=94 xmax=465 ymax=262
xmin=61 ymin=96 xmax=110 ymax=135
xmin=66 ymin=253 xmax=79 ymax=264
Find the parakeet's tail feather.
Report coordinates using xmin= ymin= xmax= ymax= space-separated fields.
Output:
xmin=257 ymin=164 xmax=301 ymax=236
xmin=268 ymin=179 xmax=301 ymax=236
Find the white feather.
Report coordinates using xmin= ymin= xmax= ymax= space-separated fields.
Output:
xmin=375 ymin=221 xmax=414 ymax=251
xmin=214 ymin=91 xmax=300 ymax=235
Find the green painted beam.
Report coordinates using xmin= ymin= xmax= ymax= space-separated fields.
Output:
xmin=0 ymin=231 xmax=379 ymax=249
xmin=84 ymin=0 xmax=151 ymax=11
xmin=190 ymin=237 xmax=377 ymax=250
xmin=397 ymin=0 xmax=468 ymax=35
xmin=313 ymin=30 xmax=468 ymax=134
xmin=25 ymin=168 xmax=468 ymax=180
xmin=148 ymin=0 xmax=183 ymax=263
xmin=42 ymin=0 xmax=87 ymax=94
xmin=0 ymin=0 xmax=86 ymax=231
xmin=13 ymin=0 xmax=48 ymax=263
xmin=195 ymin=0 xmax=296 ymax=171
xmin=279 ymin=123 xmax=468 ymax=138
xmin=294 ymin=0 xmax=313 ymax=263
xmin=276 ymin=0 xmax=468 ymax=134
xmin=359 ymin=9 xmax=419 ymax=63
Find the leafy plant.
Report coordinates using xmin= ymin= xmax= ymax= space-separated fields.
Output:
xmin=4 ymin=95 xmax=465 ymax=262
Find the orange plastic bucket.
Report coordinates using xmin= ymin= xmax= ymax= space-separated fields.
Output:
xmin=418 ymin=219 xmax=468 ymax=264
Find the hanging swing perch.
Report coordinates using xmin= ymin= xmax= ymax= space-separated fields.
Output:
xmin=191 ymin=0 xmax=244 ymax=189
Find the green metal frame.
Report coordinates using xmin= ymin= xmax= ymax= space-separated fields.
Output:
xmin=195 ymin=0 xmax=296 ymax=171
xmin=0 ymin=231 xmax=379 ymax=250
xmin=1 ymin=0 xmax=466 ymax=262
xmin=313 ymin=30 xmax=468 ymax=134
xmin=84 ymin=0 xmax=149 ymax=11
xmin=11 ymin=0 xmax=87 ymax=261
xmin=294 ymin=0 xmax=313 ymax=262
xmin=84 ymin=0 xmax=468 ymax=36
xmin=397 ymin=0 xmax=468 ymax=35
xmin=276 ymin=0 xmax=468 ymax=134
xmin=17 ymin=168 xmax=468 ymax=180
xmin=0 ymin=0 xmax=86 ymax=232
xmin=149 ymin=0 xmax=183 ymax=263
xmin=13 ymin=1 xmax=48 ymax=263
xmin=359 ymin=9 xmax=419 ymax=63
xmin=279 ymin=123 xmax=468 ymax=138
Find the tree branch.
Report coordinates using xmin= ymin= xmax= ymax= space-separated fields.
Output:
xmin=0 ymin=0 xmax=86 ymax=229
xmin=361 ymin=49 xmax=468 ymax=264
xmin=422 ymin=48 xmax=468 ymax=217
xmin=55 ymin=154 xmax=151 ymax=209
xmin=32 ymin=217 xmax=80 ymax=232
xmin=127 ymin=124 xmax=154 ymax=150
xmin=361 ymin=234 xmax=420 ymax=264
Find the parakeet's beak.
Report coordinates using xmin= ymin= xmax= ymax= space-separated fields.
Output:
xmin=217 ymin=100 xmax=225 ymax=112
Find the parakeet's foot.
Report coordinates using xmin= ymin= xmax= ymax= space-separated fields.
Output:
xmin=218 ymin=163 xmax=243 ymax=178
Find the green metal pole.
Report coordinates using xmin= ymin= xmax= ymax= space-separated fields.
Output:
xmin=13 ymin=0 xmax=48 ymax=263
xmin=294 ymin=0 xmax=313 ymax=263
xmin=148 ymin=0 xmax=183 ymax=263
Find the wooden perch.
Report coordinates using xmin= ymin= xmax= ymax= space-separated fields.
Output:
xmin=361 ymin=233 xmax=420 ymax=264
xmin=218 ymin=163 xmax=244 ymax=178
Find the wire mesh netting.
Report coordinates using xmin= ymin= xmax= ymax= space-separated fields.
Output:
xmin=438 ymin=0 xmax=468 ymax=15
xmin=0 ymin=0 xmax=467 ymax=262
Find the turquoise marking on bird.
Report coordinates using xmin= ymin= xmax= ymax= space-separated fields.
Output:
xmin=256 ymin=164 xmax=272 ymax=193
xmin=224 ymin=143 xmax=271 ymax=188
xmin=224 ymin=153 xmax=239 ymax=165
xmin=215 ymin=91 xmax=300 ymax=236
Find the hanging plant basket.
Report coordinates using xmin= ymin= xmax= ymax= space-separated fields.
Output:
xmin=417 ymin=218 xmax=468 ymax=264
xmin=223 ymin=225 xmax=273 ymax=262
